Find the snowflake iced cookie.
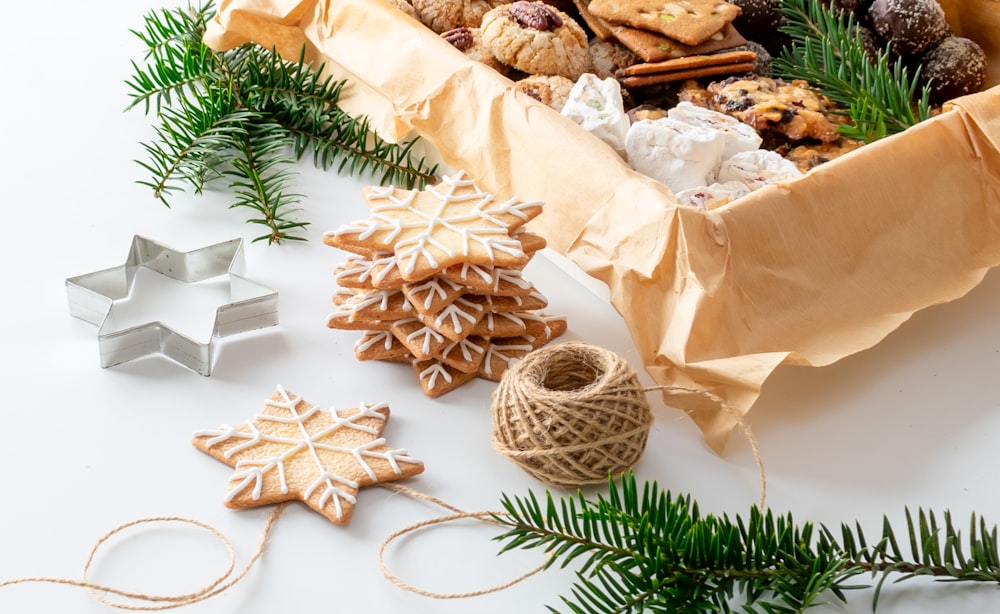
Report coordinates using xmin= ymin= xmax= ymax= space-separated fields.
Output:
xmin=480 ymin=1 xmax=591 ymax=79
xmin=325 ymin=171 xmax=542 ymax=281
xmin=192 ymin=386 xmax=424 ymax=525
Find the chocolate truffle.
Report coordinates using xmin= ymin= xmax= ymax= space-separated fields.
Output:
xmin=729 ymin=0 xmax=783 ymax=41
xmin=727 ymin=40 xmax=774 ymax=75
xmin=856 ymin=25 xmax=883 ymax=62
xmin=867 ymin=0 xmax=950 ymax=55
xmin=829 ymin=0 xmax=860 ymax=14
xmin=917 ymin=35 xmax=987 ymax=104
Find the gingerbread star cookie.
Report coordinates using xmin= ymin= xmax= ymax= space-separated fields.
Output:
xmin=325 ymin=171 xmax=543 ymax=281
xmin=193 ymin=386 xmax=424 ymax=525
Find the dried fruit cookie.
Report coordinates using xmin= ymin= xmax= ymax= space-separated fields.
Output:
xmin=413 ymin=0 xmax=509 ymax=33
xmin=513 ymin=74 xmax=575 ymax=111
xmin=588 ymin=38 xmax=640 ymax=79
xmin=480 ymin=1 xmax=592 ymax=79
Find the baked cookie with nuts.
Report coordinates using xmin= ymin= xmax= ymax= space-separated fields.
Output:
xmin=480 ymin=1 xmax=591 ymax=79
xmin=514 ymin=74 xmax=576 ymax=110
xmin=413 ymin=0 xmax=508 ymax=33
xmin=440 ymin=26 xmax=510 ymax=72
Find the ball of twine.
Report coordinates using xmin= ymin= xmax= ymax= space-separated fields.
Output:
xmin=490 ymin=342 xmax=653 ymax=489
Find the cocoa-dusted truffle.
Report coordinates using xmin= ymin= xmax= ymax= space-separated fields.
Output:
xmin=856 ymin=24 xmax=883 ymax=62
xmin=729 ymin=0 xmax=783 ymax=41
xmin=829 ymin=0 xmax=861 ymax=14
xmin=917 ymin=36 xmax=987 ymax=104
xmin=867 ymin=0 xmax=949 ymax=55
xmin=727 ymin=40 xmax=774 ymax=75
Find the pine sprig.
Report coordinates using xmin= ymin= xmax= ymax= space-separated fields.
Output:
xmin=126 ymin=2 xmax=439 ymax=243
xmin=773 ymin=0 xmax=932 ymax=143
xmin=494 ymin=472 xmax=1000 ymax=612
xmin=227 ymin=122 xmax=307 ymax=244
xmin=134 ymin=90 xmax=250 ymax=202
xmin=126 ymin=4 xmax=219 ymax=115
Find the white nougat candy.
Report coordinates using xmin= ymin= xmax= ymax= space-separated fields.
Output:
xmin=675 ymin=181 xmax=751 ymax=210
xmin=717 ymin=149 xmax=803 ymax=191
xmin=625 ymin=117 xmax=725 ymax=193
xmin=560 ymin=73 xmax=631 ymax=158
xmin=667 ymin=101 xmax=763 ymax=161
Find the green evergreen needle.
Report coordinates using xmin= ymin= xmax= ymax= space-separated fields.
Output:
xmin=125 ymin=1 xmax=438 ymax=244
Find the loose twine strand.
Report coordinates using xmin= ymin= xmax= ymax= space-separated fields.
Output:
xmin=489 ymin=342 xmax=766 ymax=508
xmin=0 ymin=344 xmax=766 ymax=607
xmin=378 ymin=342 xmax=768 ymax=600
xmin=0 ymin=503 xmax=289 ymax=610
xmin=649 ymin=384 xmax=767 ymax=509
xmin=375 ymin=483 xmax=551 ymax=600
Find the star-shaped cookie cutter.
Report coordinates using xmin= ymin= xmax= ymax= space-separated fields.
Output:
xmin=66 ymin=235 xmax=279 ymax=376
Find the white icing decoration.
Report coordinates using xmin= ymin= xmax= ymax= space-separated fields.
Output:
xmin=478 ymin=311 xmax=526 ymax=333
xmin=443 ymin=337 xmax=486 ymax=362
xmin=400 ymin=319 xmax=445 ymax=355
xmin=492 ymin=268 xmax=532 ymax=292
xmin=404 ymin=277 xmax=463 ymax=310
xmin=433 ymin=297 xmax=484 ymax=330
xmin=326 ymin=289 xmax=411 ymax=325
xmin=483 ymin=340 xmax=534 ymax=377
xmin=334 ymin=251 xmax=400 ymax=285
xmin=419 ymin=362 xmax=454 ymax=388
xmin=454 ymin=262 xmax=493 ymax=284
xmin=355 ymin=330 xmax=395 ymax=352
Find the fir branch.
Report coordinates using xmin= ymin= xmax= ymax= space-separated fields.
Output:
xmin=126 ymin=1 xmax=439 ymax=244
xmin=125 ymin=4 xmax=217 ymax=114
xmin=494 ymin=472 xmax=1000 ymax=612
xmin=772 ymin=0 xmax=931 ymax=143
xmin=135 ymin=89 xmax=250 ymax=204
xmin=226 ymin=122 xmax=307 ymax=244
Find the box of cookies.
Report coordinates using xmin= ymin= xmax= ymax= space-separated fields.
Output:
xmin=205 ymin=0 xmax=1000 ymax=450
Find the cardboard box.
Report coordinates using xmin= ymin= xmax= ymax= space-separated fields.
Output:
xmin=207 ymin=0 xmax=1000 ymax=450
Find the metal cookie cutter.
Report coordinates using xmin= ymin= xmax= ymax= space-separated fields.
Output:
xmin=66 ymin=235 xmax=279 ymax=376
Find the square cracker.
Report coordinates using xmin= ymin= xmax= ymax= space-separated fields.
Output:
xmin=572 ymin=0 xmax=616 ymax=39
xmin=588 ymin=0 xmax=741 ymax=46
xmin=620 ymin=61 xmax=755 ymax=87
xmin=610 ymin=22 xmax=746 ymax=63
xmin=621 ymin=49 xmax=757 ymax=76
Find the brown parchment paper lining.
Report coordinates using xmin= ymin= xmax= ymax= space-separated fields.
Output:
xmin=206 ymin=0 xmax=1000 ymax=452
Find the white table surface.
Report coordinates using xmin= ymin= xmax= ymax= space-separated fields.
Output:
xmin=2 ymin=2 xmax=999 ymax=612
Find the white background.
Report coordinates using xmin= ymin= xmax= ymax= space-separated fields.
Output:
xmin=1 ymin=1 xmax=999 ymax=612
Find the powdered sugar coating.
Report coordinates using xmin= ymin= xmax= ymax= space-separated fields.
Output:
xmin=867 ymin=0 xmax=950 ymax=56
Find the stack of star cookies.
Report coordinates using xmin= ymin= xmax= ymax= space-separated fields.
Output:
xmin=323 ymin=171 xmax=567 ymax=398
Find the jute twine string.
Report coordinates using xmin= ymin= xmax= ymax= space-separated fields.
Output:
xmin=378 ymin=341 xmax=767 ymax=600
xmin=490 ymin=341 xmax=766 ymax=508
xmin=0 ymin=502 xmax=288 ymax=610
xmin=375 ymin=482 xmax=551 ymax=599
xmin=1 ymin=343 xmax=764 ymax=607
xmin=491 ymin=342 xmax=654 ymax=491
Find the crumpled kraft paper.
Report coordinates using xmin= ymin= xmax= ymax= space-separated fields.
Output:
xmin=206 ymin=0 xmax=1000 ymax=452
